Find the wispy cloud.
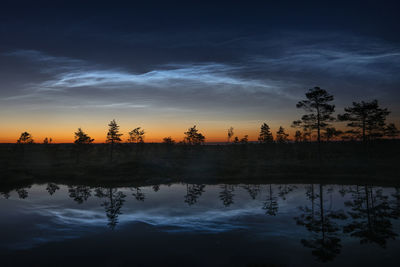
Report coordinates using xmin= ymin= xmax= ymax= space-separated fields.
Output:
xmin=3 ymin=49 xmax=294 ymax=102
xmin=251 ymin=44 xmax=400 ymax=79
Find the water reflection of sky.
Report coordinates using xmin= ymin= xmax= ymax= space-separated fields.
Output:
xmin=1 ymin=183 xmax=400 ymax=265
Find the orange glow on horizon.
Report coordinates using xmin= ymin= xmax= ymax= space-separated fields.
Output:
xmin=0 ymin=124 xmax=308 ymax=143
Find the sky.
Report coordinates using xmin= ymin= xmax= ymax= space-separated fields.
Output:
xmin=0 ymin=1 xmax=399 ymax=143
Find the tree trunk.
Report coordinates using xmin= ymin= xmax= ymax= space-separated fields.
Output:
xmin=110 ymin=141 xmax=114 ymax=162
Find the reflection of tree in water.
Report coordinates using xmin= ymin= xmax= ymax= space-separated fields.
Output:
xmin=16 ymin=186 xmax=31 ymax=199
xmin=344 ymin=185 xmax=398 ymax=248
xmin=68 ymin=185 xmax=92 ymax=204
xmin=219 ymin=184 xmax=235 ymax=207
xmin=1 ymin=191 xmax=10 ymax=199
xmin=295 ymin=184 xmax=346 ymax=262
xmin=338 ymin=185 xmax=350 ymax=197
xmin=278 ymin=184 xmax=296 ymax=200
xmin=131 ymin=187 xmax=145 ymax=201
xmin=152 ymin=184 xmax=160 ymax=192
xmin=95 ymin=188 xmax=126 ymax=229
xmin=184 ymin=184 xmax=205 ymax=206
xmin=242 ymin=184 xmax=261 ymax=200
xmin=46 ymin=183 xmax=60 ymax=195
xmin=263 ymin=184 xmax=278 ymax=216
xmin=391 ymin=188 xmax=400 ymax=217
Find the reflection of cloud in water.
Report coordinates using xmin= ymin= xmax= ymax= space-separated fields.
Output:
xmin=36 ymin=207 xmax=264 ymax=233
xmin=6 ymin=207 xmax=264 ymax=250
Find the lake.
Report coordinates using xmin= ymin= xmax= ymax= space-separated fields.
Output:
xmin=1 ymin=183 xmax=400 ymax=266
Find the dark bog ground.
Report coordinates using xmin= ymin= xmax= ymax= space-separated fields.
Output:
xmin=1 ymin=141 xmax=399 ymax=191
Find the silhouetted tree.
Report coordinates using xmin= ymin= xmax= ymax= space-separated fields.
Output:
xmin=43 ymin=137 xmax=52 ymax=144
xmin=258 ymin=123 xmax=273 ymax=143
xmin=338 ymin=100 xmax=390 ymax=142
xmin=74 ymin=128 xmax=94 ymax=144
xmin=128 ymin=127 xmax=145 ymax=143
xmin=240 ymin=135 xmax=249 ymax=144
xmin=184 ymin=125 xmax=205 ymax=145
xmin=95 ymin=187 xmax=126 ymax=229
xmin=293 ymin=87 xmax=335 ymax=144
xmin=106 ymin=119 xmax=123 ymax=161
xmin=184 ymin=184 xmax=206 ymax=205
xmin=263 ymin=184 xmax=278 ymax=216
xmin=74 ymin=128 xmax=94 ymax=163
xmin=323 ymin=127 xmax=342 ymax=142
xmin=17 ymin=132 xmax=34 ymax=144
xmin=385 ymin=123 xmax=399 ymax=139
xmin=233 ymin=136 xmax=239 ymax=144
xmin=276 ymin=126 xmax=289 ymax=143
xmin=294 ymin=130 xmax=303 ymax=142
xmin=163 ymin=136 xmax=175 ymax=144
xmin=227 ymin=127 xmax=234 ymax=143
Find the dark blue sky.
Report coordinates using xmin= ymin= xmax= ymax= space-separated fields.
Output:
xmin=0 ymin=1 xmax=399 ymax=141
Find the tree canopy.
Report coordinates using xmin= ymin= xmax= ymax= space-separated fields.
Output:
xmin=293 ymin=87 xmax=335 ymax=143
xmin=184 ymin=125 xmax=205 ymax=145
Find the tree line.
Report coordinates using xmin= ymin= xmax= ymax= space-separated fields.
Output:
xmin=16 ymin=87 xmax=399 ymax=146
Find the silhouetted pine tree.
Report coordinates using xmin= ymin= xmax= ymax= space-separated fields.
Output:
xmin=338 ymin=100 xmax=390 ymax=142
xmin=227 ymin=127 xmax=234 ymax=143
xmin=385 ymin=123 xmax=399 ymax=139
xmin=276 ymin=126 xmax=289 ymax=143
xmin=184 ymin=125 xmax=205 ymax=145
xmin=17 ymin=132 xmax=34 ymax=144
xmin=323 ymin=127 xmax=342 ymax=142
xmin=293 ymin=87 xmax=335 ymax=143
xmin=127 ymin=127 xmax=145 ymax=143
xmin=74 ymin=128 xmax=94 ymax=163
xmin=258 ymin=123 xmax=273 ymax=143
xmin=294 ymin=130 xmax=303 ymax=142
xmin=106 ymin=119 xmax=123 ymax=161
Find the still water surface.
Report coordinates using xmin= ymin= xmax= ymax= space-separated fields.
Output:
xmin=1 ymin=183 xmax=400 ymax=266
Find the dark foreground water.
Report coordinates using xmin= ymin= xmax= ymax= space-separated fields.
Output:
xmin=1 ymin=183 xmax=400 ymax=266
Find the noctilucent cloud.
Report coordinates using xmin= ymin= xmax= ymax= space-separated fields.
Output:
xmin=0 ymin=2 xmax=399 ymax=142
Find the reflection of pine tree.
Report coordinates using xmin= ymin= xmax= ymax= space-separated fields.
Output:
xmin=184 ymin=184 xmax=206 ymax=206
xmin=344 ymin=186 xmax=397 ymax=248
xmin=278 ymin=184 xmax=296 ymax=200
xmin=95 ymin=188 xmax=126 ymax=229
xmin=131 ymin=187 xmax=145 ymax=202
xmin=16 ymin=188 xmax=29 ymax=199
xmin=68 ymin=186 xmax=92 ymax=204
xmin=1 ymin=192 xmax=10 ymax=199
xmin=391 ymin=188 xmax=400 ymax=217
xmin=152 ymin=185 xmax=160 ymax=192
xmin=263 ymin=184 xmax=278 ymax=216
xmin=46 ymin=183 xmax=60 ymax=195
xmin=295 ymin=184 xmax=346 ymax=262
xmin=219 ymin=184 xmax=235 ymax=207
xmin=338 ymin=185 xmax=349 ymax=197
xmin=242 ymin=184 xmax=261 ymax=200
